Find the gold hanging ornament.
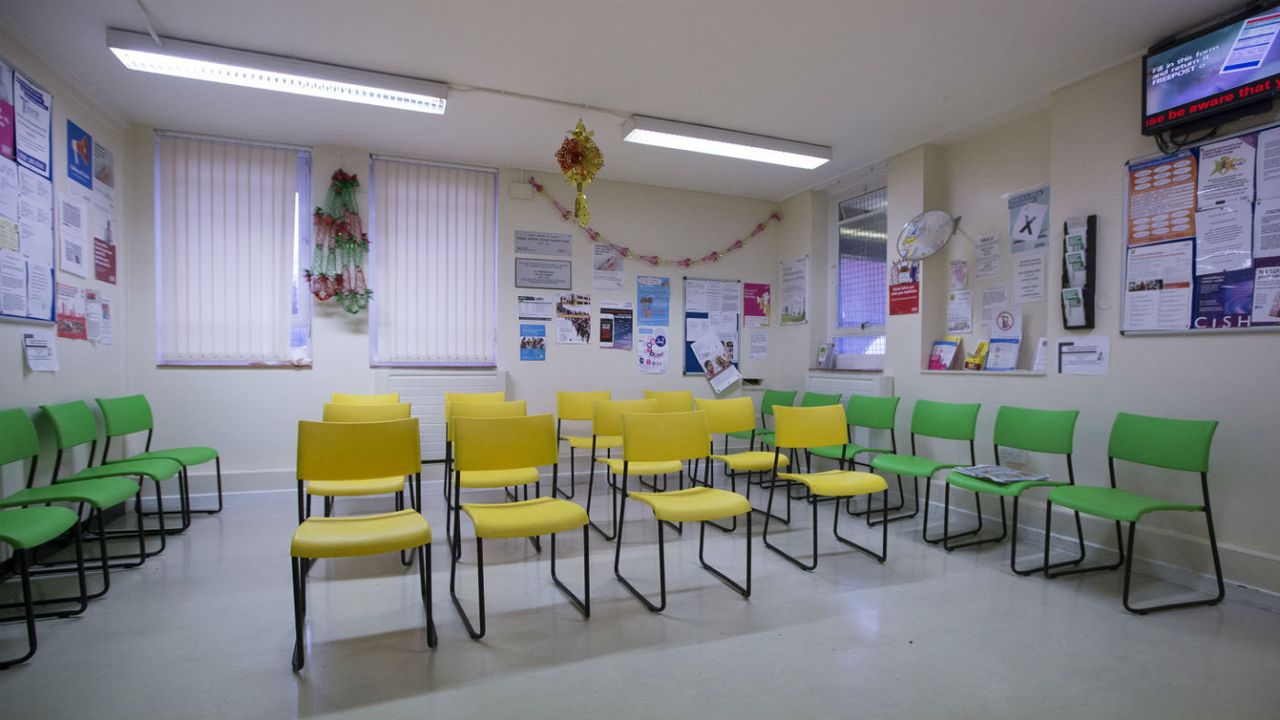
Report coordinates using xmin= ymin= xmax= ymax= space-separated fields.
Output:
xmin=555 ymin=119 xmax=604 ymax=227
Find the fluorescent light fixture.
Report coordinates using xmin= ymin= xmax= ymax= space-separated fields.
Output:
xmin=106 ymin=28 xmax=447 ymax=114
xmin=622 ymin=115 xmax=830 ymax=169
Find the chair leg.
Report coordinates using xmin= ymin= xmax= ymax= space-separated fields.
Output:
xmin=922 ymin=474 xmax=979 ymax=544
xmin=0 ymin=551 xmax=38 ymax=669
xmin=1044 ymin=501 xmax=1125 ymax=578
xmin=557 ymin=449 xmax=577 ymax=500
xmin=185 ymin=457 xmax=225 ymax=514
xmin=291 ymin=555 xmax=306 ymax=671
xmin=586 ymin=468 xmax=619 ymax=541
xmin=698 ymin=513 xmax=751 ymax=598
xmin=943 ymin=488 xmax=1007 ymax=551
xmin=833 ymin=490 xmax=889 ymax=563
xmin=1121 ymin=514 xmax=1226 ymax=614
xmin=398 ymin=491 xmax=413 ymax=567
xmin=866 ymin=476 xmax=920 ymax=526
xmin=704 ymin=469 xmax=738 ymax=533
xmin=750 ymin=471 xmax=792 ymax=526
xmin=1010 ymin=496 xmax=1085 ymax=576
xmin=450 ymin=536 xmax=487 ymax=640
xmin=419 ymin=544 xmax=437 ymax=648
xmin=550 ymin=528 xmax=590 ymax=618
xmin=847 ymin=475 xmax=906 ymax=517
xmin=762 ymin=480 xmax=819 ymax=571
xmin=0 ymin=523 xmax=89 ymax=620
xmin=614 ymin=497 xmax=667 ymax=613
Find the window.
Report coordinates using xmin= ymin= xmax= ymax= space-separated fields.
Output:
xmin=832 ymin=187 xmax=887 ymax=356
xmin=155 ymin=132 xmax=311 ymax=365
xmin=369 ymin=157 xmax=497 ymax=365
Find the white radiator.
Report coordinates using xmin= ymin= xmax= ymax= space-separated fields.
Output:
xmin=805 ymin=372 xmax=895 ymax=449
xmin=379 ymin=370 xmax=508 ymax=461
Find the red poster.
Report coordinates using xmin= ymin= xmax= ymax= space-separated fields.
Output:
xmin=94 ymin=237 xmax=116 ymax=284
xmin=889 ymin=282 xmax=920 ymax=315
xmin=56 ymin=282 xmax=87 ymax=340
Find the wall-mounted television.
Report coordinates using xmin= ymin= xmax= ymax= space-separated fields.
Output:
xmin=1143 ymin=3 xmax=1280 ymax=135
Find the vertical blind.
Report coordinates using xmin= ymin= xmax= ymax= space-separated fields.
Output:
xmin=370 ymin=157 xmax=497 ymax=365
xmin=155 ymin=133 xmax=305 ymax=364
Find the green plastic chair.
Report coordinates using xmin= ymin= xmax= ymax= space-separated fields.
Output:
xmin=97 ymin=394 xmax=223 ymax=515
xmin=869 ymin=399 xmax=980 ymax=543
xmin=42 ymin=401 xmax=186 ymax=544
xmin=941 ymin=405 xmax=1086 ymax=575
xmin=0 ymin=408 xmax=146 ymax=598
xmin=1043 ymin=412 xmax=1223 ymax=614
xmin=0 ymin=506 xmax=88 ymax=669
xmin=727 ymin=389 xmax=796 ymax=451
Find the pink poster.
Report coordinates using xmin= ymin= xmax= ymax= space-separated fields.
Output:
xmin=743 ymin=282 xmax=771 ymax=327
xmin=0 ymin=60 xmax=14 ymax=160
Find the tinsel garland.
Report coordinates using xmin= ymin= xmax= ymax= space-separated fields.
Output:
xmin=305 ymin=169 xmax=372 ymax=314
xmin=527 ymin=176 xmax=783 ymax=267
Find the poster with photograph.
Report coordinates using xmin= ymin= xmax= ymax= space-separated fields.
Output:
xmin=555 ymin=292 xmax=591 ymax=344
xmin=519 ymin=323 xmax=546 ymax=361
xmin=66 ymin=119 xmax=92 ymax=190
xmin=636 ymin=326 xmax=668 ymax=374
xmin=779 ymin=257 xmax=807 ymax=324
xmin=55 ymin=281 xmax=85 ymax=339
xmin=743 ymin=282 xmax=771 ymax=327
xmin=599 ymin=302 xmax=633 ymax=350
xmin=690 ymin=331 xmax=741 ymax=394
xmin=1197 ymin=135 xmax=1255 ymax=208
xmin=888 ymin=259 xmax=920 ymax=315
xmin=593 ymin=244 xmax=623 ymax=291
xmin=93 ymin=140 xmax=115 ymax=203
xmin=636 ymin=275 xmax=670 ymax=326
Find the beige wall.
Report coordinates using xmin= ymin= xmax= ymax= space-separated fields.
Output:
xmin=886 ymin=60 xmax=1280 ymax=597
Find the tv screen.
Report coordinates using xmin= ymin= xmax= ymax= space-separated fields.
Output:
xmin=1144 ymin=5 xmax=1280 ymax=135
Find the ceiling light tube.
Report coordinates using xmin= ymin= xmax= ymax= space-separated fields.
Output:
xmin=622 ymin=115 xmax=830 ymax=169
xmin=106 ymin=28 xmax=447 ymax=114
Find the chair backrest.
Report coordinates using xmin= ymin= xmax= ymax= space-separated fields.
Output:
xmin=800 ymin=391 xmax=842 ymax=407
xmin=993 ymin=405 xmax=1078 ymax=455
xmin=695 ymin=397 xmax=755 ymax=435
xmin=910 ymin=399 xmax=981 ymax=441
xmin=96 ymin=395 xmax=155 ymax=437
xmin=774 ymin=405 xmax=847 ymax=451
xmin=642 ymin=389 xmax=695 ymax=412
xmin=623 ymin=411 xmax=710 ymax=463
xmin=323 ymin=402 xmax=412 ymax=422
xmin=297 ymin=417 xmax=421 ymax=482
xmin=0 ymin=408 xmax=39 ymax=467
xmin=41 ymin=401 xmax=99 ymax=450
xmin=454 ymin=414 xmax=557 ymax=472
xmin=846 ymin=395 xmax=900 ymax=430
xmin=1108 ymin=412 xmax=1217 ymax=473
xmin=331 ymin=392 xmax=400 ymax=405
xmin=447 ymin=401 xmax=527 ymax=441
xmin=557 ymin=390 xmax=611 ymax=422
xmin=760 ymin=389 xmax=797 ymax=417
xmin=443 ymin=391 xmax=506 ymax=405
xmin=592 ymin=398 xmax=661 ymax=437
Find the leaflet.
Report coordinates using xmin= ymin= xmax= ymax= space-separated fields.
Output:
xmin=1197 ymin=136 xmax=1256 ymax=208
xmin=1124 ymin=240 xmax=1193 ymax=331
xmin=1195 ymin=202 xmax=1253 ymax=275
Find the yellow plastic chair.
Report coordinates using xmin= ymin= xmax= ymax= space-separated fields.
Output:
xmin=450 ymin=414 xmax=589 ymax=639
xmin=442 ymin=391 xmax=507 ymax=499
xmin=305 ymin=403 xmax=416 ymax=519
xmin=613 ymin=411 xmax=751 ymax=612
xmin=642 ymin=390 xmax=695 ymax=412
xmin=764 ymin=405 xmax=890 ymax=571
xmin=586 ymin=398 xmax=661 ymax=540
xmin=446 ymin=401 xmax=537 ymax=554
xmin=331 ymin=392 xmax=400 ymax=405
xmin=290 ymin=417 xmax=434 ymax=671
xmin=696 ymin=397 xmax=791 ymax=531
xmin=555 ymin=391 xmax=613 ymax=500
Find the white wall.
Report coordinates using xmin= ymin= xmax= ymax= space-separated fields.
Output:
xmin=0 ymin=26 xmax=128 ymax=499
xmin=884 ymin=60 xmax=1280 ymax=597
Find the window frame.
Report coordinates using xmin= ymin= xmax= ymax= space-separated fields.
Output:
xmin=828 ymin=184 xmax=889 ymax=360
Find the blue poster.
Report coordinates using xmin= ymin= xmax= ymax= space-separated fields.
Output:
xmin=519 ymin=323 xmax=546 ymax=361
xmin=1193 ymin=268 xmax=1254 ymax=329
xmin=66 ymin=119 xmax=92 ymax=189
xmin=636 ymin=275 xmax=669 ymax=327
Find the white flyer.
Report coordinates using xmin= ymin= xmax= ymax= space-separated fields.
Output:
xmin=1194 ymin=202 xmax=1253 ymax=275
xmin=22 ymin=328 xmax=58 ymax=372
xmin=949 ymin=260 xmax=969 ymax=290
xmin=980 ymin=286 xmax=1008 ymax=328
xmin=58 ymin=195 xmax=88 ymax=277
xmin=1197 ymin=136 xmax=1256 ymax=208
xmin=98 ymin=293 xmax=114 ymax=345
xmin=1013 ymin=254 xmax=1045 ymax=304
xmin=1252 ymin=265 xmax=1280 ymax=325
xmin=1031 ymin=337 xmax=1049 ymax=373
xmin=1254 ymin=196 xmax=1280 ymax=260
xmin=946 ymin=290 xmax=972 ymax=333
xmin=18 ymin=166 xmax=53 ymax=265
xmin=13 ymin=73 xmax=52 ymax=179
xmin=1256 ymin=127 xmax=1280 ymax=201
xmin=748 ymin=328 xmax=768 ymax=360
xmin=974 ymin=234 xmax=1001 ymax=279
xmin=1056 ymin=336 xmax=1109 ymax=375
xmin=0 ymin=160 xmax=19 ymax=223
xmin=517 ymin=293 xmax=554 ymax=321
xmin=636 ymin=326 xmax=669 ymax=374
xmin=1 ymin=249 xmax=27 ymax=316
xmin=691 ymin=331 xmax=740 ymax=394
xmin=592 ymin=244 xmax=623 ymax=291
xmin=1124 ymin=240 xmax=1193 ymax=331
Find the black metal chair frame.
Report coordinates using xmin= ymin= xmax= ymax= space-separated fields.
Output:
xmin=0 ymin=525 xmax=89 ymax=670
xmin=867 ymin=433 xmax=979 ymax=545
xmin=102 ymin=428 xmax=223 ymax=515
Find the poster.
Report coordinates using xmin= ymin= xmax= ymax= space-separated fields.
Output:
xmin=517 ymin=293 xmax=554 ymax=321
xmin=27 ymin=263 xmax=51 ymax=319
xmin=592 ymin=244 xmax=623 ymax=291
xmin=55 ymin=281 xmax=86 ymax=339
xmin=748 ymin=327 xmax=768 ymax=360
xmin=975 ymin=234 xmax=1001 ymax=279
xmin=949 ymin=259 xmax=968 ymax=290
xmin=1194 ymin=202 xmax=1252 ymax=275
xmin=519 ymin=323 xmax=546 ymax=361
xmin=93 ymin=140 xmax=115 ymax=203
xmin=743 ymin=282 xmax=771 ymax=327
xmin=636 ymin=275 xmax=670 ymax=326
xmin=22 ymin=328 xmax=57 ymax=371
xmin=946 ymin=290 xmax=972 ymax=333
xmin=13 ymin=72 xmax=51 ymax=179
xmin=1193 ymin=268 xmax=1254 ymax=329
xmin=58 ymin=195 xmax=88 ymax=277
xmin=1056 ymin=336 xmax=1110 ymax=375
xmin=888 ymin=259 xmax=920 ymax=315
xmin=1008 ymin=186 xmax=1050 ymax=254
xmin=1127 ymin=152 xmax=1196 ymax=246
xmin=1255 ymin=196 xmax=1280 ymax=260
xmin=779 ymin=256 xmax=807 ymax=324
xmin=690 ymin=331 xmax=741 ymax=394
xmin=515 ymin=258 xmax=571 ymax=289
xmin=0 ymin=159 xmax=17 ymax=226
xmin=514 ymin=230 xmax=572 ymax=257
xmin=18 ymin=166 xmax=53 ymax=265
xmin=0 ymin=60 xmax=14 ymax=160
xmin=1197 ymin=136 xmax=1255 ymax=208
xmin=1013 ymin=253 xmax=1045 ymax=304
xmin=554 ymin=292 xmax=591 ymax=344
xmin=685 ymin=277 xmax=740 ymax=314
xmin=981 ymin=285 xmax=1008 ymax=328
xmin=636 ymin=326 xmax=668 ymax=373
xmin=66 ymin=119 xmax=93 ymax=190
xmin=991 ymin=306 xmax=1022 ymax=339
xmin=83 ymin=288 xmax=100 ymax=341
xmin=1257 ymin=127 xmax=1280 ymax=201
xmin=1 ymin=250 xmax=25 ymax=316
xmin=1251 ymin=261 xmax=1280 ymax=325
xmin=1124 ymin=240 xmax=1194 ymax=331
xmin=97 ymin=293 xmax=113 ymax=345
xmin=599 ymin=302 xmax=633 ymax=350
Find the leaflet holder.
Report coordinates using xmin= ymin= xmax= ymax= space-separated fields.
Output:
xmin=1061 ymin=215 xmax=1096 ymax=330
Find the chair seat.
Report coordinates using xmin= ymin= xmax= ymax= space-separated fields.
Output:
xmin=563 ymin=435 xmax=622 ymax=450
xmin=126 ymin=446 xmax=218 ymax=466
xmin=810 ymin=443 xmax=890 ymax=462
xmin=946 ymin=471 xmax=1066 ymax=498
xmin=63 ymin=457 xmax=182 ymax=483
xmin=461 ymin=497 xmax=588 ymax=539
xmin=291 ymin=509 xmax=431 ymax=559
xmin=776 ymin=469 xmax=889 ymax=498
xmin=870 ymin=453 xmax=956 ymax=478
xmin=628 ymin=487 xmax=750 ymax=523
xmin=711 ymin=450 xmax=789 ymax=473
xmin=307 ymin=475 xmax=406 ymax=497
xmin=0 ymin=506 xmax=80 ymax=549
xmin=596 ymin=458 xmax=684 ymax=476
xmin=1046 ymin=486 xmax=1201 ymax=523
xmin=0 ymin=477 xmax=140 ymax=510
xmin=459 ymin=467 xmax=540 ymax=489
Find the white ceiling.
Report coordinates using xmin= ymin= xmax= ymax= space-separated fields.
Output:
xmin=0 ymin=0 xmax=1244 ymax=200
